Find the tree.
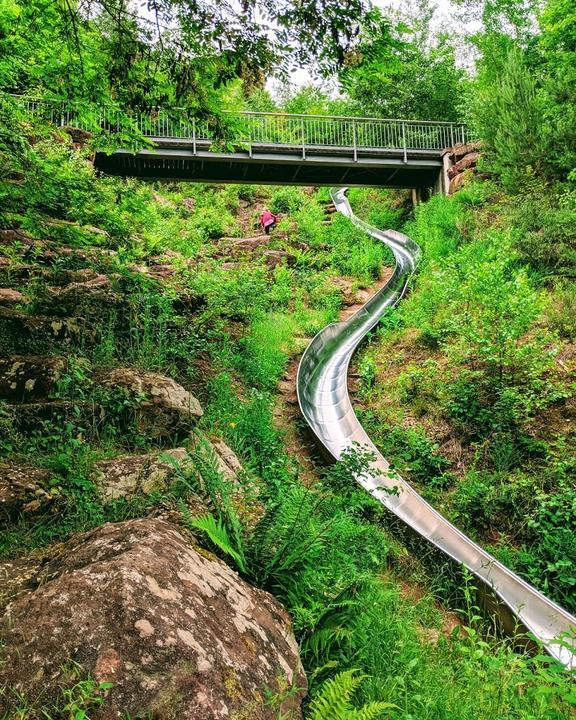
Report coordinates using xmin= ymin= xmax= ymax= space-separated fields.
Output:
xmin=339 ymin=4 xmax=464 ymax=121
xmin=0 ymin=0 xmax=374 ymax=114
xmin=538 ymin=0 xmax=576 ymax=178
xmin=470 ymin=47 xmax=545 ymax=188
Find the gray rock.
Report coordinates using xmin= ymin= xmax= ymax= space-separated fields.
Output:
xmin=0 ymin=518 xmax=307 ymax=719
xmin=98 ymin=368 xmax=203 ymax=440
xmin=91 ymin=448 xmax=192 ymax=501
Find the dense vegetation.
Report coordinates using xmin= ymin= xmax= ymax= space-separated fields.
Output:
xmin=0 ymin=0 xmax=575 ymax=718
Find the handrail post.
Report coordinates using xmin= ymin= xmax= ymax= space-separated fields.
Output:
xmin=352 ymin=119 xmax=357 ymax=162
xmin=301 ymin=117 xmax=306 ymax=160
xmin=450 ymin=124 xmax=455 ymax=149
xmin=192 ymin=118 xmax=197 ymax=155
xmin=402 ymin=121 xmax=407 ymax=163
xmin=460 ymin=125 xmax=465 ymax=144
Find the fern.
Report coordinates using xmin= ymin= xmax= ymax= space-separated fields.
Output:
xmin=308 ymin=670 xmax=397 ymax=720
xmin=180 ymin=505 xmax=247 ymax=573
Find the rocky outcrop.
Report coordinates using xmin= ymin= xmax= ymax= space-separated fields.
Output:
xmin=0 ymin=355 xmax=68 ymax=401
xmin=7 ymin=400 xmax=105 ymax=435
xmin=62 ymin=126 xmax=93 ymax=147
xmin=228 ymin=235 xmax=270 ymax=254
xmin=0 ymin=288 xmax=24 ymax=306
xmin=263 ymin=250 xmax=297 ymax=268
xmin=98 ymin=368 xmax=203 ymax=440
xmin=0 ymin=518 xmax=307 ymax=719
xmin=37 ymin=275 xmax=121 ymax=316
xmin=447 ymin=151 xmax=481 ymax=180
xmin=0 ymin=306 xmax=91 ymax=352
xmin=449 ymin=141 xmax=481 ymax=164
xmin=444 ymin=141 xmax=484 ymax=194
xmin=211 ymin=438 xmax=243 ymax=482
xmin=0 ymin=462 xmax=55 ymax=521
xmin=91 ymin=448 xmax=192 ymax=501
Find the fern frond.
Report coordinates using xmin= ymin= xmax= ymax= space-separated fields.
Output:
xmin=349 ymin=701 xmax=399 ymax=720
xmin=184 ymin=510 xmax=247 ymax=573
xmin=308 ymin=670 xmax=362 ymax=720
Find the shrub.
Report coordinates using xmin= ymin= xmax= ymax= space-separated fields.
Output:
xmin=270 ymin=186 xmax=305 ymax=213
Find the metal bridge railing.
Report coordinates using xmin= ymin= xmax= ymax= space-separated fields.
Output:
xmin=10 ymin=95 xmax=472 ymax=155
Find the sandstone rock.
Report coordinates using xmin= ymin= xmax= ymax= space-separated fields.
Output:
xmin=449 ymin=140 xmax=482 ymax=163
xmin=62 ymin=126 xmax=93 ymax=145
xmin=0 ymin=518 xmax=307 ymax=719
xmin=448 ymin=170 xmax=471 ymax=195
xmin=189 ymin=434 xmax=244 ymax=484
xmin=181 ymin=197 xmax=195 ymax=211
xmin=98 ymin=368 xmax=203 ymax=440
xmin=0 ymin=263 xmax=34 ymax=288
xmin=91 ymin=448 xmax=192 ymax=501
xmin=331 ymin=277 xmax=358 ymax=306
xmin=211 ymin=439 xmax=243 ymax=481
xmin=0 ymin=288 xmax=24 ymax=306
xmin=82 ymin=225 xmax=109 ymax=239
xmin=0 ymin=462 xmax=55 ymax=521
xmin=228 ymin=235 xmax=270 ymax=253
xmin=0 ymin=228 xmax=34 ymax=249
xmin=7 ymin=400 xmax=105 ymax=435
xmin=0 ymin=355 xmax=68 ymax=401
xmin=39 ymin=275 xmax=121 ymax=316
xmin=264 ymin=250 xmax=296 ymax=268
xmin=447 ymin=152 xmax=481 ymax=180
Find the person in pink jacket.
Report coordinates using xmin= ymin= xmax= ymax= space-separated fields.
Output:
xmin=260 ymin=209 xmax=278 ymax=234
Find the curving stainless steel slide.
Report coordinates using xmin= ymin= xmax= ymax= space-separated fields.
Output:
xmin=297 ymin=187 xmax=576 ymax=669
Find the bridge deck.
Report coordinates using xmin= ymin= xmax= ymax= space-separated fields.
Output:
xmin=96 ymin=139 xmax=443 ymax=188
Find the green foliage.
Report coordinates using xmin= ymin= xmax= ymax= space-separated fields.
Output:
xmin=308 ymin=670 xmax=397 ymax=720
xmin=2 ymin=662 xmax=114 ymax=720
xmin=182 ymin=510 xmax=247 ymax=572
xmin=340 ymin=5 xmax=464 ymax=121
xmin=374 ymin=423 xmax=453 ymax=487
xmin=270 ymin=186 xmax=305 ymax=214
xmin=404 ymin=212 xmax=562 ymax=436
xmin=471 ymin=47 xmax=545 ymax=189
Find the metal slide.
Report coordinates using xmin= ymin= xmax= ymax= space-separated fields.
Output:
xmin=297 ymin=187 xmax=576 ymax=669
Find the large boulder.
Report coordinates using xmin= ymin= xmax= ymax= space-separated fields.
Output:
xmin=449 ymin=171 xmax=471 ymax=195
xmin=98 ymin=368 xmax=203 ymax=440
xmin=0 ymin=518 xmax=307 ymax=719
xmin=0 ymin=355 xmax=68 ymax=401
xmin=263 ymin=250 xmax=297 ymax=268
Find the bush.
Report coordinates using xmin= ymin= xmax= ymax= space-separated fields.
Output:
xmin=270 ymin=186 xmax=304 ymax=213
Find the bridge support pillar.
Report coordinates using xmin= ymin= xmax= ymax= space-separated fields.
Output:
xmin=412 ymin=187 xmax=432 ymax=205
xmin=440 ymin=149 xmax=454 ymax=195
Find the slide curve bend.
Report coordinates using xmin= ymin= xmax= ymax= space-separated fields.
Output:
xmin=297 ymin=187 xmax=576 ymax=669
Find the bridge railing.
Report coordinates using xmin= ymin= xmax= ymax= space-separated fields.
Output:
xmin=10 ymin=95 xmax=472 ymax=154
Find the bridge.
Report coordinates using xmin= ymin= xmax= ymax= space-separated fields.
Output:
xmin=15 ymin=96 xmax=471 ymax=190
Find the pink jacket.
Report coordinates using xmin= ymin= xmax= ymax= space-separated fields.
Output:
xmin=260 ymin=211 xmax=277 ymax=227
